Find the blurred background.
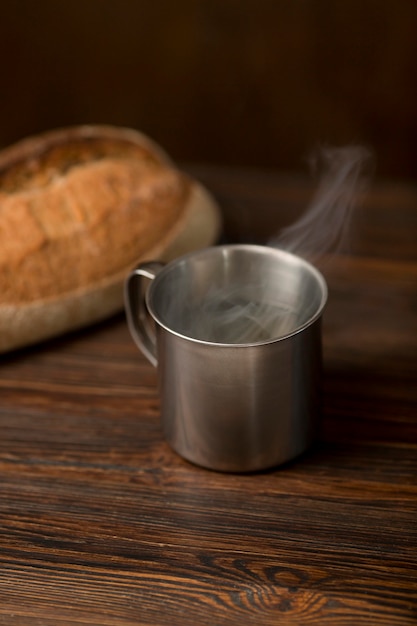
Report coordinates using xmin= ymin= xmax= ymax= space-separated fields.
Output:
xmin=1 ymin=0 xmax=416 ymax=181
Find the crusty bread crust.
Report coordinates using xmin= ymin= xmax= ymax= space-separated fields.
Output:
xmin=0 ymin=126 xmax=221 ymax=352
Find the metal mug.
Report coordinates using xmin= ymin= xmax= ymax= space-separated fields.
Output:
xmin=124 ymin=244 xmax=327 ymax=472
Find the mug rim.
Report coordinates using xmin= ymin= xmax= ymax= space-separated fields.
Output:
xmin=146 ymin=244 xmax=328 ymax=347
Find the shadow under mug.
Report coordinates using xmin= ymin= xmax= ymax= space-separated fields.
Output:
xmin=124 ymin=244 xmax=327 ymax=472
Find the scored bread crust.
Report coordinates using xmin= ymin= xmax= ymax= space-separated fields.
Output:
xmin=0 ymin=125 xmax=221 ymax=353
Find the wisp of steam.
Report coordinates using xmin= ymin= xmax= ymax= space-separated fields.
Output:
xmin=180 ymin=284 xmax=300 ymax=344
xmin=168 ymin=146 xmax=372 ymax=344
xmin=272 ymin=145 xmax=372 ymax=260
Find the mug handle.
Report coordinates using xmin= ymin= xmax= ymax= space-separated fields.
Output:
xmin=124 ymin=261 xmax=165 ymax=367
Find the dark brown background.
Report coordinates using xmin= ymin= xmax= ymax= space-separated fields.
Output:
xmin=1 ymin=0 xmax=417 ymax=180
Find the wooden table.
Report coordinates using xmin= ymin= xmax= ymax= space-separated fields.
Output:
xmin=1 ymin=166 xmax=416 ymax=625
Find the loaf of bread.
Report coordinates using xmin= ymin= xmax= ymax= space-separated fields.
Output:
xmin=0 ymin=125 xmax=221 ymax=353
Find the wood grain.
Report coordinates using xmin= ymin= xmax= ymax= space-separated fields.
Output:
xmin=0 ymin=166 xmax=416 ymax=625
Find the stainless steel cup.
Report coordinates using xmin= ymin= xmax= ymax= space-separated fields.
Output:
xmin=124 ymin=244 xmax=327 ymax=472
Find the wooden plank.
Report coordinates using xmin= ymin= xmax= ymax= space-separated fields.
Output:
xmin=0 ymin=168 xmax=416 ymax=625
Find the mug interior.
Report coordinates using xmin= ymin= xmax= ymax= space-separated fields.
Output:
xmin=148 ymin=245 xmax=327 ymax=344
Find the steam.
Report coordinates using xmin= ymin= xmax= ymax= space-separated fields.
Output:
xmin=158 ymin=145 xmax=373 ymax=345
xmin=272 ymin=145 xmax=372 ymax=260
xmin=182 ymin=286 xmax=299 ymax=344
